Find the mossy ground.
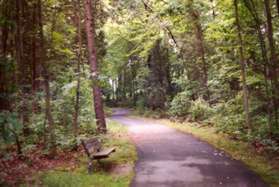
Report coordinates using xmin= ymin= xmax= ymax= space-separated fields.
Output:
xmin=22 ymin=120 xmax=137 ymax=187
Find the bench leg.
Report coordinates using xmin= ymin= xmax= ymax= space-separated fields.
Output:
xmin=88 ymin=161 xmax=93 ymax=174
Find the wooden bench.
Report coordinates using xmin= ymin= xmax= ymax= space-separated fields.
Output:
xmin=81 ymin=138 xmax=116 ymax=174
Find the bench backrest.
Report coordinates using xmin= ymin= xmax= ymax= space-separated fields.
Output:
xmin=81 ymin=138 xmax=102 ymax=157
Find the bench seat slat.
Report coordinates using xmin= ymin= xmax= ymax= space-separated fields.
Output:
xmin=91 ymin=147 xmax=116 ymax=159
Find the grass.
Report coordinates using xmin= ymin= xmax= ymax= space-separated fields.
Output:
xmin=40 ymin=171 xmax=130 ymax=187
xmin=156 ymin=119 xmax=279 ymax=187
xmin=25 ymin=120 xmax=137 ymax=187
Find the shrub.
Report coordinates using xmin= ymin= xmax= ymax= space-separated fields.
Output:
xmin=168 ymin=91 xmax=191 ymax=117
xmin=189 ymin=98 xmax=213 ymax=121
xmin=0 ymin=111 xmax=23 ymax=154
xmin=212 ymin=95 xmax=246 ymax=138
xmin=136 ymin=96 xmax=146 ymax=112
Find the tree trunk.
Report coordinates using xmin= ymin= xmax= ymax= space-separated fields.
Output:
xmin=16 ymin=0 xmax=30 ymax=135
xmin=31 ymin=2 xmax=40 ymax=113
xmin=276 ymin=0 xmax=279 ymax=15
xmin=38 ymin=0 xmax=56 ymax=156
xmin=188 ymin=0 xmax=210 ymax=101
xmin=264 ymin=0 xmax=278 ymax=126
xmin=234 ymin=0 xmax=251 ymax=130
xmin=73 ymin=0 xmax=82 ymax=136
xmin=83 ymin=0 xmax=106 ymax=134
xmin=0 ymin=2 xmax=10 ymax=111
xmin=244 ymin=0 xmax=273 ymax=128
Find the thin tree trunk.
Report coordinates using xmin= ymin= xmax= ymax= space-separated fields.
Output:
xmin=0 ymin=3 xmax=10 ymax=111
xmin=16 ymin=0 xmax=30 ymax=135
xmin=31 ymin=2 xmax=39 ymax=113
xmin=264 ymin=0 xmax=278 ymax=126
xmin=31 ymin=30 xmax=37 ymax=112
xmin=188 ymin=0 xmax=210 ymax=100
xmin=210 ymin=0 xmax=216 ymax=18
xmin=83 ymin=0 xmax=106 ymax=134
xmin=244 ymin=0 xmax=273 ymax=128
xmin=38 ymin=0 xmax=56 ymax=156
xmin=73 ymin=0 xmax=82 ymax=136
xmin=276 ymin=0 xmax=279 ymax=15
xmin=234 ymin=0 xmax=251 ymax=130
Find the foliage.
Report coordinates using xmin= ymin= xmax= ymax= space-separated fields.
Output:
xmin=100 ymin=0 xmax=279 ymax=154
xmin=168 ymin=91 xmax=191 ymax=117
xmin=0 ymin=112 xmax=21 ymax=144
xmin=1 ymin=0 xmax=279 ymax=185
xmin=0 ymin=0 xmax=107 ymax=161
xmin=189 ymin=98 xmax=213 ymax=121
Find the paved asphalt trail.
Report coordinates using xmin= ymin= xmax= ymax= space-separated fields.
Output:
xmin=110 ymin=109 xmax=268 ymax=187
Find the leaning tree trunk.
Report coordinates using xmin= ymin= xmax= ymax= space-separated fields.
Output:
xmin=83 ymin=0 xmax=106 ymax=134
